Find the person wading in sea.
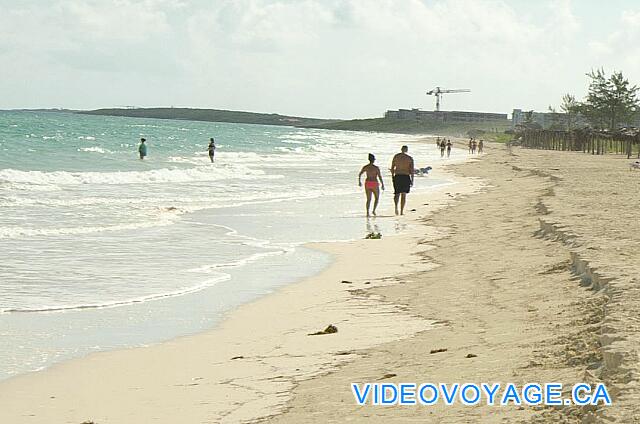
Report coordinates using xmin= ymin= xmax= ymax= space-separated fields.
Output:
xmin=138 ymin=138 xmax=147 ymax=160
xmin=358 ymin=153 xmax=385 ymax=217
xmin=208 ymin=138 xmax=216 ymax=163
xmin=391 ymin=145 xmax=414 ymax=216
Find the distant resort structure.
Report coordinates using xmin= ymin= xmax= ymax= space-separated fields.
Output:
xmin=384 ymin=108 xmax=508 ymax=124
xmin=383 ymin=107 xmax=602 ymax=131
xmin=511 ymin=108 xmax=588 ymax=130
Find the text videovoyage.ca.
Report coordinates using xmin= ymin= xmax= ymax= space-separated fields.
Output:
xmin=352 ymin=382 xmax=612 ymax=407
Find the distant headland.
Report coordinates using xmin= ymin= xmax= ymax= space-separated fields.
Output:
xmin=75 ymin=107 xmax=510 ymax=136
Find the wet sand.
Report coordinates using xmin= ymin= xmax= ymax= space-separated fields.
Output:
xmin=0 ymin=139 xmax=476 ymax=423
xmin=270 ymin=143 xmax=640 ymax=423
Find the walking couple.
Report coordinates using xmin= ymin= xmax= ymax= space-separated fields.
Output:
xmin=358 ymin=146 xmax=414 ymax=217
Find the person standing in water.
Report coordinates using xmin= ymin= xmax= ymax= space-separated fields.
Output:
xmin=440 ymin=140 xmax=446 ymax=158
xmin=138 ymin=138 xmax=147 ymax=160
xmin=358 ymin=153 xmax=385 ymax=217
xmin=478 ymin=139 xmax=484 ymax=154
xmin=446 ymin=139 xmax=452 ymax=158
xmin=391 ymin=145 xmax=414 ymax=216
xmin=208 ymin=138 xmax=216 ymax=163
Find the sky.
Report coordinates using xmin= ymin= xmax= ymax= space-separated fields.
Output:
xmin=1 ymin=0 xmax=639 ymax=119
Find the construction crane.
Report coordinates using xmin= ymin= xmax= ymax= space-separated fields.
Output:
xmin=426 ymin=87 xmax=471 ymax=112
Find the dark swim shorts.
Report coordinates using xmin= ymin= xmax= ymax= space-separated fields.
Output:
xmin=393 ymin=174 xmax=411 ymax=194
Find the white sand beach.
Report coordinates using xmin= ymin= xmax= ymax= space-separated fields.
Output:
xmin=2 ymin=142 xmax=639 ymax=423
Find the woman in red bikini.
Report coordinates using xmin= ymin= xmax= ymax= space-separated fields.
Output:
xmin=358 ymin=153 xmax=385 ymax=217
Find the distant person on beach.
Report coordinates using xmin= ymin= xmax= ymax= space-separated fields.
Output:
xmin=446 ymin=139 xmax=452 ymax=158
xmin=468 ymin=139 xmax=473 ymax=154
xmin=440 ymin=140 xmax=446 ymax=158
xmin=471 ymin=139 xmax=477 ymax=154
xmin=391 ymin=145 xmax=414 ymax=216
xmin=478 ymin=139 xmax=484 ymax=154
xmin=358 ymin=153 xmax=385 ymax=217
xmin=138 ymin=138 xmax=147 ymax=160
xmin=208 ymin=138 xmax=216 ymax=163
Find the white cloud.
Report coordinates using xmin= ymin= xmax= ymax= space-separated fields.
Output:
xmin=585 ymin=8 xmax=640 ymax=78
xmin=57 ymin=0 xmax=172 ymax=43
xmin=0 ymin=0 xmax=635 ymax=117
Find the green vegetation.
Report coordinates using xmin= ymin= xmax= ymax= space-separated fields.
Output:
xmin=580 ymin=69 xmax=639 ymax=129
xmin=560 ymin=93 xmax=580 ymax=131
xmin=559 ymin=69 xmax=639 ymax=130
xmin=481 ymin=132 xmax=514 ymax=143
xmin=78 ymin=107 xmax=339 ymax=128
xmin=306 ymin=117 xmax=511 ymax=136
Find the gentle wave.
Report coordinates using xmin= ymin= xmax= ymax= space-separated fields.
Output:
xmin=1 ymin=274 xmax=231 ymax=314
xmin=187 ymin=248 xmax=293 ymax=274
xmin=78 ymin=146 xmax=110 ymax=153
xmin=0 ymin=188 xmax=358 ymax=240
xmin=0 ymin=217 xmax=178 ymax=239
xmin=0 ymin=166 xmax=282 ymax=186
xmin=0 ymin=185 xmax=355 ymax=208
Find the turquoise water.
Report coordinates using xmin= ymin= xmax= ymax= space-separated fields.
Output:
xmin=0 ymin=111 xmax=456 ymax=380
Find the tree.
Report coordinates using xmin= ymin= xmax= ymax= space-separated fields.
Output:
xmin=516 ymin=110 xmax=542 ymax=132
xmin=547 ymin=105 xmax=564 ymax=130
xmin=560 ymin=93 xmax=579 ymax=131
xmin=580 ymin=69 xmax=639 ymax=130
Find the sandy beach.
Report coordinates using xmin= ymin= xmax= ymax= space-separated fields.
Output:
xmin=2 ymin=141 xmax=639 ymax=423
xmin=5 ymin=2 xmax=640 ymax=423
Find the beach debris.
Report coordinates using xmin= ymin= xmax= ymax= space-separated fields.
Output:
xmin=230 ymin=355 xmax=244 ymax=360
xmin=430 ymin=348 xmax=448 ymax=354
xmin=465 ymin=353 xmax=478 ymax=358
xmin=364 ymin=281 xmax=371 ymax=285
xmin=378 ymin=373 xmax=397 ymax=380
xmin=340 ymin=280 xmax=353 ymax=284
xmin=160 ymin=206 xmax=179 ymax=212
xmin=365 ymin=232 xmax=382 ymax=239
xmin=81 ymin=421 xmax=95 ymax=424
xmin=336 ymin=350 xmax=353 ymax=356
xmin=308 ymin=324 xmax=338 ymax=336
xmin=410 ymin=208 xmax=417 ymax=212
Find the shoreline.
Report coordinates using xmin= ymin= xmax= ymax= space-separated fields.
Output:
xmin=10 ymin=142 xmax=636 ymax=422
xmin=0 ymin=126 xmax=452 ymax=384
xmin=268 ymin=144 xmax=640 ymax=423
xmin=0 ymin=142 xmax=474 ymax=423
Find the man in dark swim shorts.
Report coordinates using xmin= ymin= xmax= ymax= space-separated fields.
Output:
xmin=391 ymin=145 xmax=414 ymax=215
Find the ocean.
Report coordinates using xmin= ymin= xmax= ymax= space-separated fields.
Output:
xmin=0 ymin=110 xmax=458 ymax=380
